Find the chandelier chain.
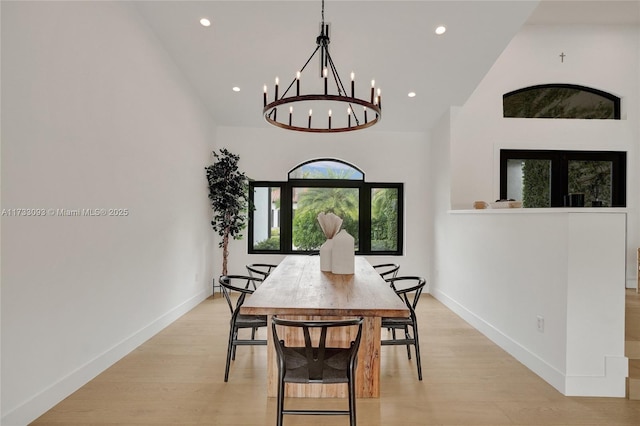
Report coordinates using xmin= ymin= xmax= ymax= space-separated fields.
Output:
xmin=324 ymin=49 xmax=360 ymax=126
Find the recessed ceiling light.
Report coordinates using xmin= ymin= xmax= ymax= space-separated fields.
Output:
xmin=408 ymin=92 xmax=416 ymax=98
xmin=200 ymin=18 xmax=211 ymax=27
xmin=435 ymin=25 xmax=446 ymax=35
xmin=232 ymin=87 xmax=241 ymax=92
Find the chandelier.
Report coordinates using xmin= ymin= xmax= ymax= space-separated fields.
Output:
xmin=262 ymin=0 xmax=381 ymax=133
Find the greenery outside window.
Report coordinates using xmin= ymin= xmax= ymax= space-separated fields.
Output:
xmin=503 ymin=84 xmax=621 ymax=119
xmin=249 ymin=159 xmax=403 ymax=255
xmin=500 ymin=150 xmax=626 ymax=208
xmin=371 ymin=187 xmax=399 ymax=251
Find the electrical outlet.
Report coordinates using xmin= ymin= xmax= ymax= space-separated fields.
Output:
xmin=537 ymin=315 xmax=544 ymax=333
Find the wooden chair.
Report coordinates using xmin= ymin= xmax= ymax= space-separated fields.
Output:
xmin=271 ymin=316 xmax=363 ymax=426
xmin=218 ymin=275 xmax=267 ymax=382
xmin=381 ymin=276 xmax=426 ymax=380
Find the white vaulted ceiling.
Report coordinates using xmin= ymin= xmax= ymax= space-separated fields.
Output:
xmin=133 ymin=1 xmax=639 ymax=133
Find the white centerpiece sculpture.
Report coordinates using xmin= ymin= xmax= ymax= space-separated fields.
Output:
xmin=317 ymin=212 xmax=342 ymax=271
xmin=331 ymin=229 xmax=355 ymax=274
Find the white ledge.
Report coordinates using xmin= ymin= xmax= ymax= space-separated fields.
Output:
xmin=449 ymin=207 xmax=628 ymax=214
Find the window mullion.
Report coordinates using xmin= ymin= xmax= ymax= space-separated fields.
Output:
xmin=552 ymin=153 xmax=566 ymax=207
xmin=280 ymin=183 xmax=293 ymax=253
xmin=359 ymin=184 xmax=371 ymax=253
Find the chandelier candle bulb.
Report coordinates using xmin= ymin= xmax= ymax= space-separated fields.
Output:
xmin=370 ymin=80 xmax=375 ymax=103
xmin=275 ymin=77 xmax=279 ymax=100
xmin=323 ymin=68 xmax=328 ymax=95
xmin=351 ymin=72 xmax=355 ymax=97
xmin=263 ymin=85 xmax=267 ymax=106
xmin=289 ymin=106 xmax=293 ymax=126
xmin=296 ymin=71 xmax=300 ymax=96
xmin=308 ymin=109 xmax=312 ymax=128
xmin=328 ymin=109 xmax=332 ymax=129
xmin=364 ymin=106 xmax=368 ymax=123
xmin=377 ymin=88 xmax=382 ymax=109
xmin=347 ymin=107 xmax=351 ymax=127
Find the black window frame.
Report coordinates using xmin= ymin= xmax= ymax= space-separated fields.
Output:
xmin=248 ymin=179 xmax=404 ymax=255
xmin=500 ymin=149 xmax=626 ymax=207
xmin=503 ymin=84 xmax=621 ymax=119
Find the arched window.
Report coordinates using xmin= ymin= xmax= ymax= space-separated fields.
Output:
xmin=503 ymin=84 xmax=620 ymax=119
xmin=249 ymin=158 xmax=403 ymax=255
xmin=288 ymin=158 xmax=364 ymax=180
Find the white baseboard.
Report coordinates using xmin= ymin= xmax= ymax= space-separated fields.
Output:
xmin=430 ymin=288 xmax=567 ymax=394
xmin=1 ymin=290 xmax=209 ymax=426
xmin=430 ymin=288 xmax=628 ymax=398
xmin=564 ymin=356 xmax=628 ymax=397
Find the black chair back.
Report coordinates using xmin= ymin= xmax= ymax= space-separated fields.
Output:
xmin=381 ymin=276 xmax=426 ymax=380
xmin=219 ymin=274 xmax=262 ymax=316
xmin=271 ymin=316 xmax=364 ymax=426
xmin=245 ymin=263 xmax=278 ymax=280
xmin=386 ymin=275 xmax=425 ymax=310
xmin=218 ymin=275 xmax=266 ymax=382
xmin=271 ymin=316 xmax=363 ymax=382
xmin=373 ymin=263 xmax=400 ymax=279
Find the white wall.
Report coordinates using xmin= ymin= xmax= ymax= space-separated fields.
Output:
xmin=565 ymin=212 xmax=627 ymax=395
xmin=212 ymin=126 xmax=431 ymax=281
xmin=429 ymin=23 xmax=638 ymax=397
xmin=450 ymin=23 xmax=640 ymax=286
xmin=1 ymin=2 xmax=215 ymax=424
xmin=433 ymin=208 xmax=627 ymax=396
xmin=429 ymin=108 xmax=453 ymax=293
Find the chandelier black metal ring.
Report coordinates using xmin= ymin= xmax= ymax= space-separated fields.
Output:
xmin=262 ymin=0 xmax=381 ymax=133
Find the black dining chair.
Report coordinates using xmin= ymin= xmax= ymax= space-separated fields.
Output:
xmin=372 ymin=263 xmax=400 ymax=279
xmin=271 ymin=316 xmax=364 ymax=426
xmin=373 ymin=263 xmax=401 ymax=334
xmin=246 ymin=263 xmax=278 ymax=281
xmin=218 ymin=275 xmax=267 ymax=382
xmin=381 ymin=276 xmax=426 ymax=380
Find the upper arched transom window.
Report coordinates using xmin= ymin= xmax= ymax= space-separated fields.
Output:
xmin=288 ymin=158 xmax=364 ymax=180
xmin=503 ymin=84 xmax=620 ymax=119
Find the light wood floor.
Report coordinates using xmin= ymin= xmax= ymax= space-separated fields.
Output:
xmin=626 ymin=288 xmax=640 ymax=398
xmin=31 ymin=292 xmax=640 ymax=425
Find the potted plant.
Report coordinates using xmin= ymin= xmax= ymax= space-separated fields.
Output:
xmin=205 ymin=148 xmax=250 ymax=276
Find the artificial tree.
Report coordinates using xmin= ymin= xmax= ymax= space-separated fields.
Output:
xmin=205 ymin=148 xmax=250 ymax=276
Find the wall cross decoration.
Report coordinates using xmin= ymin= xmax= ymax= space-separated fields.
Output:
xmin=560 ymin=52 xmax=566 ymax=62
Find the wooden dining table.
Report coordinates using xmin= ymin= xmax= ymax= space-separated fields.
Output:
xmin=240 ymin=255 xmax=409 ymax=398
